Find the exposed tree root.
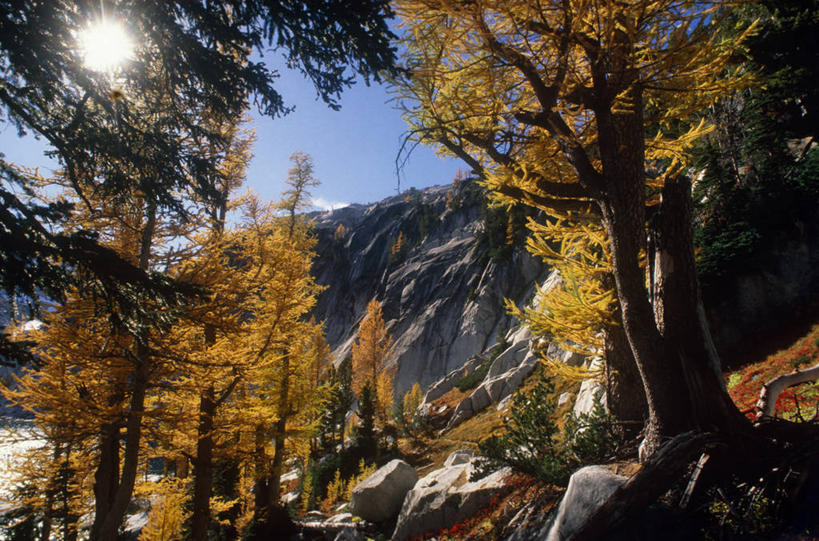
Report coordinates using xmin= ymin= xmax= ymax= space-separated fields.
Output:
xmin=568 ymin=422 xmax=819 ymax=541
xmin=566 ymin=431 xmax=722 ymax=541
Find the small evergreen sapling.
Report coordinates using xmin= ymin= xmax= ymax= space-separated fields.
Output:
xmin=473 ymin=372 xmax=618 ymax=485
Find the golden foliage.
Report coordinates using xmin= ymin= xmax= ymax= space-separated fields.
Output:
xmin=391 ymin=231 xmax=406 ymax=256
xmin=319 ymin=460 xmax=377 ymax=513
xmin=402 ymin=382 xmax=423 ymax=425
xmin=138 ymin=479 xmax=190 ymax=541
xmin=352 ymin=299 xmax=395 ymax=425
xmin=334 ymin=223 xmax=349 ymax=241
xmin=394 ymin=0 xmax=755 ymax=376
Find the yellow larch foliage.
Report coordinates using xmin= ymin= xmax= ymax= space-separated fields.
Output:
xmin=334 ymin=223 xmax=349 ymax=241
xmin=391 ymin=231 xmax=405 ymax=256
xmin=401 ymin=382 xmax=423 ymax=427
xmin=352 ymin=299 xmax=394 ymax=425
xmin=138 ymin=479 xmax=190 ymax=541
xmin=394 ymin=0 xmax=755 ymax=378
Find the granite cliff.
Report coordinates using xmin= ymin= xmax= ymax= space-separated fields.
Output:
xmin=309 ymin=180 xmax=547 ymax=397
xmin=309 ymin=180 xmax=819 ymax=401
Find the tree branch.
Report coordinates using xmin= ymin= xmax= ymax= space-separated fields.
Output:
xmin=755 ymin=363 xmax=819 ymax=421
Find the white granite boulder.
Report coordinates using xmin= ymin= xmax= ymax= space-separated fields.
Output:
xmin=392 ymin=452 xmax=512 ymax=540
xmin=349 ymin=459 xmax=417 ymax=523
xmin=546 ymin=465 xmax=627 ymax=541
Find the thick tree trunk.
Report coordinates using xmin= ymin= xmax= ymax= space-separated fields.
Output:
xmin=600 ymin=200 xmax=690 ymax=457
xmin=190 ymin=385 xmax=216 ymax=541
xmin=650 ymin=176 xmax=749 ymax=435
xmin=592 ymin=80 xmax=748 ymax=457
xmin=91 ymin=424 xmax=120 ymax=538
xmin=596 ymin=90 xmax=692 ymax=455
xmin=602 ymin=316 xmax=646 ymax=437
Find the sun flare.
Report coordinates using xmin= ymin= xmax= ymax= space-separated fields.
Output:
xmin=78 ymin=20 xmax=134 ymax=73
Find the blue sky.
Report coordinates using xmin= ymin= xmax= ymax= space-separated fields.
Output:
xmin=247 ymin=61 xmax=462 ymax=209
xmin=0 ymin=64 xmax=461 ymax=210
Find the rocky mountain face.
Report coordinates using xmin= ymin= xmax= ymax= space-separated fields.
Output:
xmin=310 ymin=181 xmax=819 ymax=402
xmin=309 ymin=181 xmax=547 ymax=397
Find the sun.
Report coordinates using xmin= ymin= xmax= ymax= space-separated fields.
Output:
xmin=78 ymin=20 xmax=134 ymax=73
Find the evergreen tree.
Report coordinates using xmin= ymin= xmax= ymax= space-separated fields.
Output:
xmin=0 ymin=0 xmax=398 ymax=364
xmin=320 ymin=360 xmax=355 ymax=454
xmin=355 ymin=382 xmax=378 ymax=460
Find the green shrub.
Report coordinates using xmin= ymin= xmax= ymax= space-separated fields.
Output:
xmin=455 ymin=335 xmax=508 ymax=393
xmin=472 ymin=372 xmax=618 ymax=485
xmin=455 ymin=358 xmax=492 ymax=392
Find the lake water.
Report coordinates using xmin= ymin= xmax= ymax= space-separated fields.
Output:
xmin=0 ymin=419 xmax=42 ymax=509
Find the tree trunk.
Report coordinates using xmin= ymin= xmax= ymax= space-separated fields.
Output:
xmin=253 ymin=424 xmax=271 ymax=516
xmin=650 ymin=175 xmax=749 ymax=436
xmin=90 ymin=424 xmax=120 ymax=538
xmin=269 ymin=416 xmax=287 ymax=508
xmin=602 ymin=315 xmax=646 ymax=437
xmin=60 ymin=445 xmax=78 ymax=541
xmin=92 ymin=363 xmax=148 ymax=541
xmin=269 ymin=354 xmax=291 ymax=509
xmin=40 ymin=445 xmax=58 ymax=541
xmin=190 ymin=385 xmax=216 ymax=541
xmin=592 ymin=79 xmax=748 ymax=457
xmin=595 ymin=89 xmax=692 ymax=456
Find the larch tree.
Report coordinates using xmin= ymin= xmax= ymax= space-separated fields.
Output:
xmin=394 ymin=0 xmax=757 ymax=455
xmin=0 ymin=2 xmax=398 ymax=365
xmin=352 ymin=299 xmax=394 ymax=427
xmin=508 ymin=212 xmax=646 ymax=429
xmin=2 ymin=3 xmax=396 ymax=539
xmin=237 ymin=154 xmax=327 ymax=530
xmin=152 ymin=119 xmax=257 ymax=541
xmin=3 ymin=151 xmax=197 ymax=541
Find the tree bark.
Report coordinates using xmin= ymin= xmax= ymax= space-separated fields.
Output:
xmin=40 ymin=444 xmax=59 ymax=541
xmin=595 ymin=85 xmax=693 ymax=455
xmin=190 ymin=168 xmax=230 ymax=540
xmin=190 ymin=385 xmax=216 ymax=541
xmin=650 ymin=175 xmax=749 ymax=436
xmin=269 ymin=354 xmax=291 ymax=509
xmin=60 ymin=445 xmax=78 ymax=541
xmin=602 ymin=316 xmax=646 ymax=437
xmin=90 ymin=423 xmax=120 ymax=539
xmin=590 ymin=73 xmax=749 ymax=457
xmin=92 ymin=362 xmax=148 ymax=541
xmin=253 ymin=423 xmax=271 ymax=516
xmin=91 ymin=198 xmax=158 ymax=540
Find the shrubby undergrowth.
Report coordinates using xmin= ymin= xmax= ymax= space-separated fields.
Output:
xmin=472 ymin=371 xmax=619 ymax=485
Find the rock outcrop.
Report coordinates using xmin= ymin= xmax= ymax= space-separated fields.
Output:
xmin=349 ymin=459 xmax=417 ymax=523
xmin=391 ymin=450 xmax=512 ymax=541
xmin=443 ymin=287 xmax=591 ymax=429
xmin=310 ymin=182 xmax=547 ymax=397
xmin=308 ymin=182 xmax=819 ymax=405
